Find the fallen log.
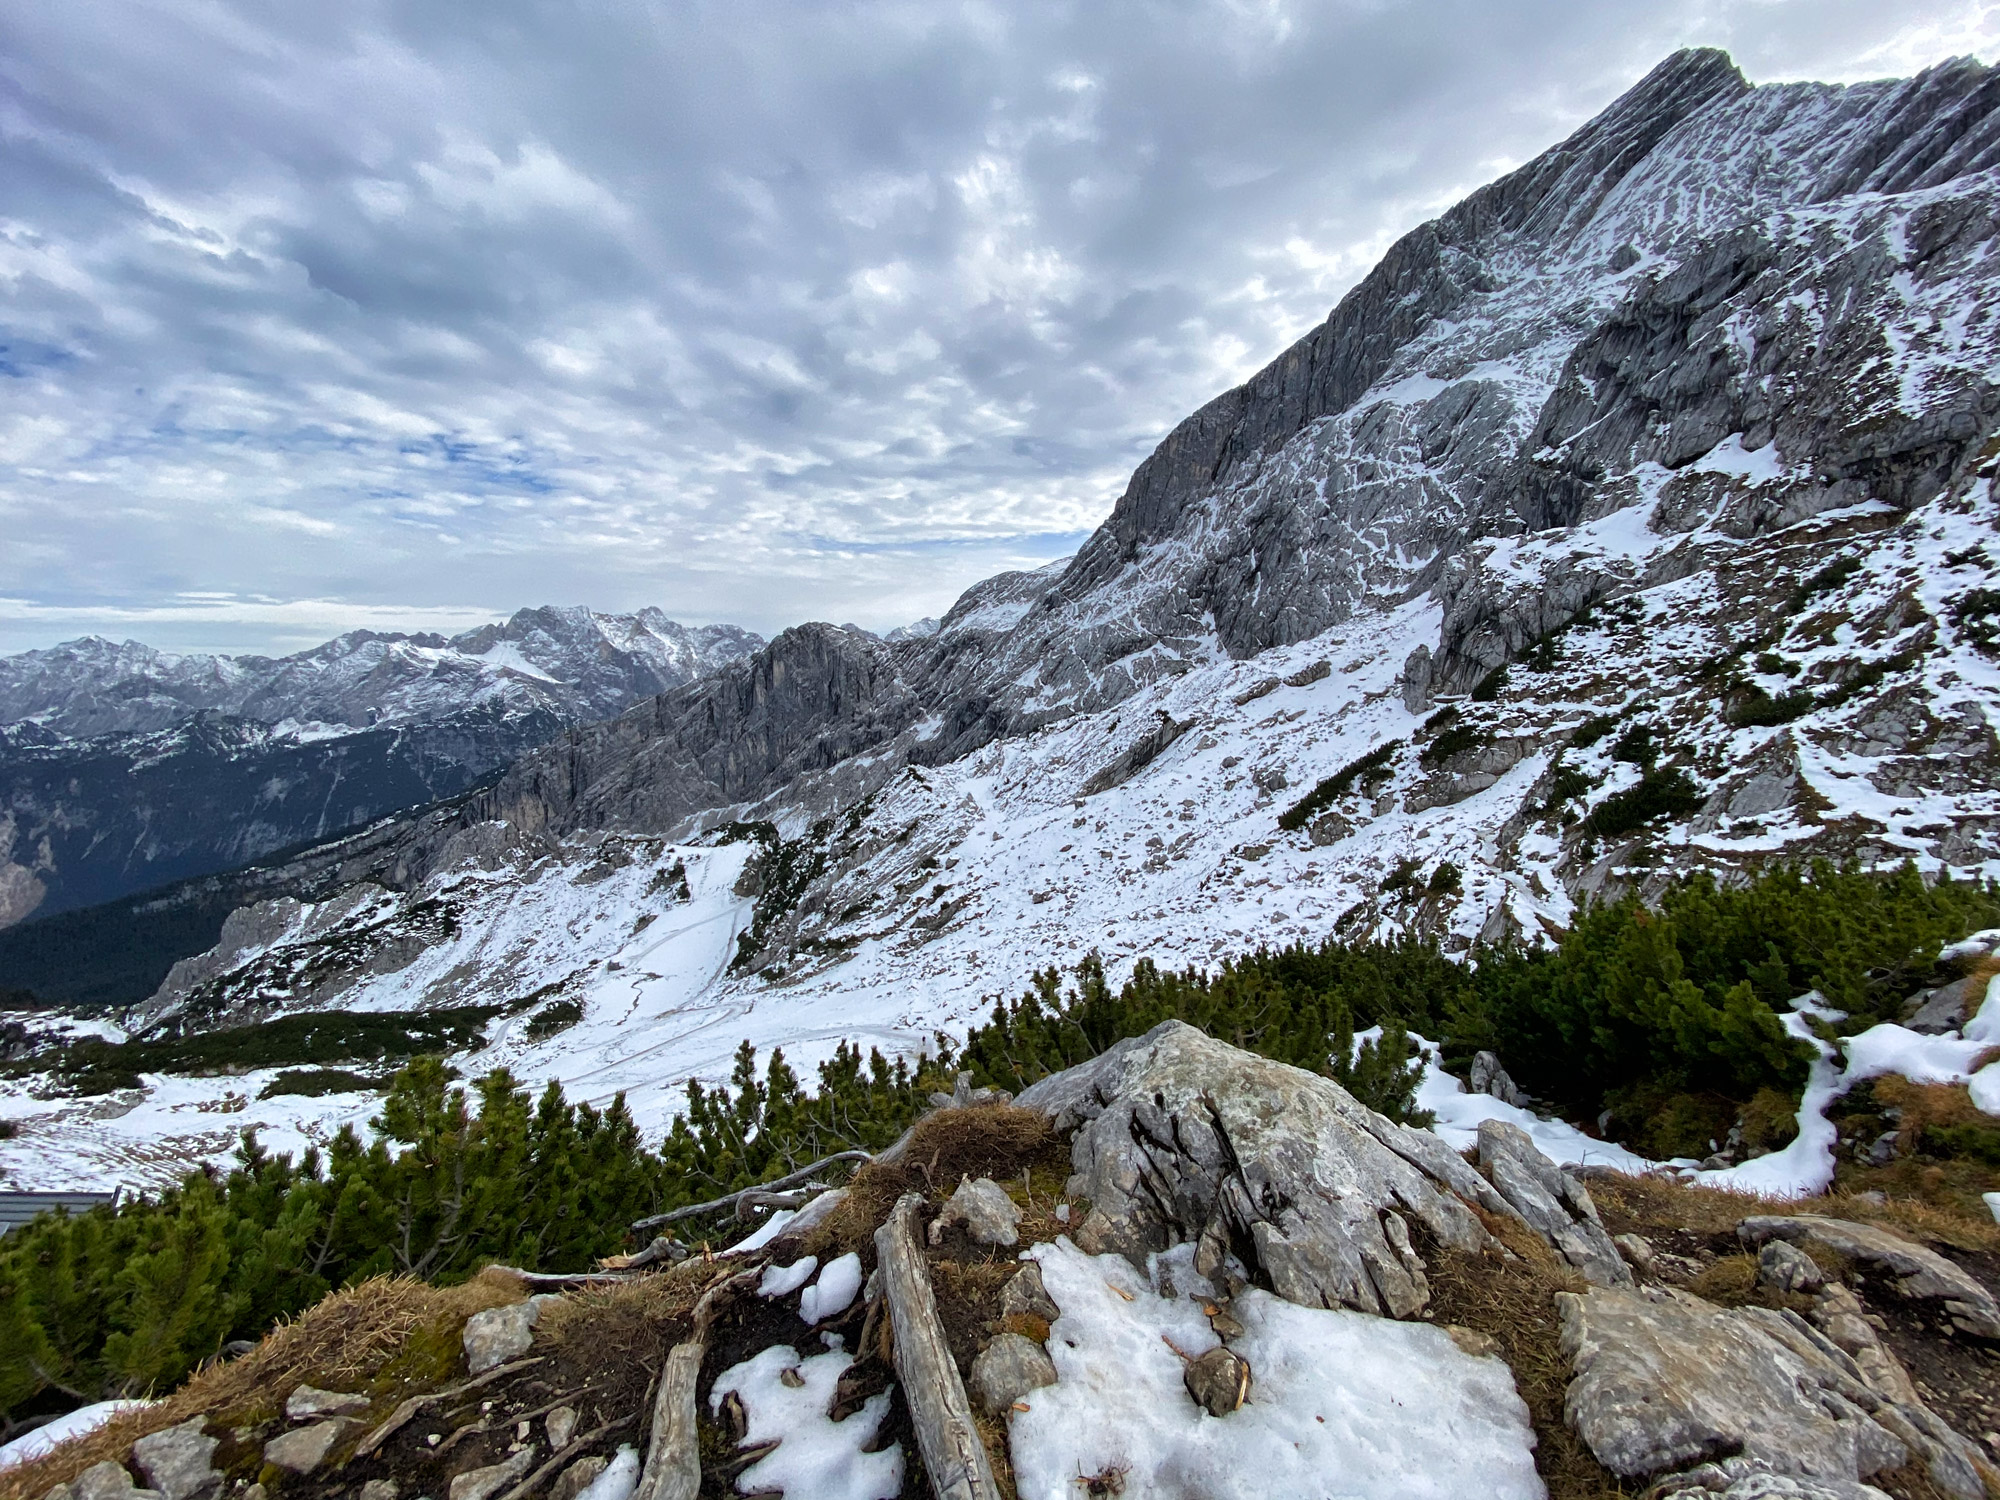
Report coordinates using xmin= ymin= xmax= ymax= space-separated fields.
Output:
xmin=630 ymin=1150 xmax=873 ymax=1232
xmin=631 ymin=1268 xmax=760 ymax=1500
xmin=873 ymin=1192 xmax=1001 ymax=1500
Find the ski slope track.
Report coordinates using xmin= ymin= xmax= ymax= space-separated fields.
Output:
xmin=10 ymin=48 xmax=2000 ymax=1191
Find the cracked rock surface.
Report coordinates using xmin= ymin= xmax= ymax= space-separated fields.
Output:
xmin=1737 ymin=1216 xmax=2000 ymax=1339
xmin=1558 ymin=1284 xmax=1996 ymax=1500
xmin=1015 ymin=1019 xmax=1507 ymax=1318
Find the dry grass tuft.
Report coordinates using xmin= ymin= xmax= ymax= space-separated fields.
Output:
xmin=0 ymin=1271 xmax=526 ymax=1500
xmin=1590 ymin=1169 xmax=2000 ymax=1257
xmin=847 ymin=1103 xmax=1062 ymax=1219
xmin=1425 ymin=1212 xmax=1628 ymax=1500
xmin=1685 ymin=1253 xmax=1759 ymax=1305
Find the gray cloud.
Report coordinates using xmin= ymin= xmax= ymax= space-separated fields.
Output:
xmin=0 ymin=0 xmax=1992 ymax=653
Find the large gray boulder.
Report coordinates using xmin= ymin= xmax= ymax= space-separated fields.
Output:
xmin=1015 ymin=1020 xmax=1513 ymax=1318
xmin=1559 ymin=1285 xmax=1995 ymax=1499
xmin=1738 ymin=1216 xmax=2000 ymax=1340
xmin=1477 ymin=1120 xmax=1631 ymax=1287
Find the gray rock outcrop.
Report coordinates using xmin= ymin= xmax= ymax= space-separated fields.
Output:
xmin=932 ymin=1176 xmax=1023 ymax=1247
xmin=262 ymin=1421 xmax=349 ymax=1475
xmin=1015 ymin=1020 xmax=1513 ymax=1318
xmin=1477 ymin=1120 xmax=1631 ymax=1286
xmin=968 ymin=1333 xmax=1058 ymax=1417
xmin=283 ymin=1386 xmax=370 ymax=1423
xmin=73 ymin=1463 xmax=160 ymax=1500
xmin=462 ymin=1295 xmax=559 ymax=1374
xmin=1559 ymin=1284 xmax=1996 ymax=1499
xmin=1738 ymin=1216 xmax=2000 ymax=1339
xmin=129 ymin=1421 xmax=219 ymax=1500
xmin=447 ymin=1448 xmax=536 ymax=1500
xmin=1757 ymin=1241 xmax=1824 ymax=1295
xmin=999 ymin=1262 xmax=1060 ymax=1325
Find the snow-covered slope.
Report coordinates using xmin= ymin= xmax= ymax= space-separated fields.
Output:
xmin=0 ymin=608 xmax=762 ymax=927
xmin=7 ymin=48 xmax=2000 ymax=1190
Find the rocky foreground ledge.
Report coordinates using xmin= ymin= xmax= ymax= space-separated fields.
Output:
xmin=5 ymin=1022 xmax=1998 ymax=1500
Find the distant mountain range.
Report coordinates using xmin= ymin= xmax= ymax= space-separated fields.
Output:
xmin=0 ymin=607 xmax=762 ymax=926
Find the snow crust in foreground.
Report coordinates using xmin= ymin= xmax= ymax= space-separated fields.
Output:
xmin=1010 ymin=1240 xmax=1545 ymax=1500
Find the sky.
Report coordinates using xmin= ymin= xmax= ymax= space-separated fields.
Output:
xmin=1 ymin=1 xmax=1996 ymax=656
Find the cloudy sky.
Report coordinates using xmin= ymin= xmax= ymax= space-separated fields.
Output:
xmin=0 ymin=1 xmax=1994 ymax=655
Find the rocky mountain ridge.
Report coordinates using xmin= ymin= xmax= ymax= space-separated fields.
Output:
xmin=0 ymin=608 xmax=761 ymax=928
xmin=5 ymin=47 xmax=2000 ymax=1200
xmin=0 ymin=607 xmax=762 ymax=739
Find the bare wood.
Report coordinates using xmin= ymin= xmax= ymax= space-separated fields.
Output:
xmin=493 ymin=1416 xmax=630 ymax=1500
xmin=353 ymin=1357 xmax=545 ymax=1459
xmin=632 ymin=1342 xmax=704 ymax=1500
xmin=631 ymin=1267 xmax=760 ymax=1500
xmin=873 ymin=1193 xmax=1001 ymax=1500
xmin=630 ymin=1150 xmax=873 ymax=1231
xmin=731 ymin=1187 xmax=816 ymax=1220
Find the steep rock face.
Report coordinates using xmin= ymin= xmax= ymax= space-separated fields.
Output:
xmin=463 ymin=623 xmax=922 ymax=838
xmin=398 ymin=47 xmax=2000 ymax=846
xmin=20 ymin=48 xmax=2000 ymax=1084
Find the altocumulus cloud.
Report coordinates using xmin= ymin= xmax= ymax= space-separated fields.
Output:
xmin=0 ymin=0 xmax=1994 ymax=652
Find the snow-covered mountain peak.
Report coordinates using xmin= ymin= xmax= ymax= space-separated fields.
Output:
xmin=0 ymin=607 xmax=765 ymax=740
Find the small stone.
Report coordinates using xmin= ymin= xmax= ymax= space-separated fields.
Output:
xmin=1445 ymin=1325 xmax=1501 ymax=1360
xmin=40 ymin=1484 xmax=73 ymax=1500
xmin=549 ymin=1457 xmax=607 ymax=1500
xmin=999 ymin=1262 xmax=1060 ymax=1324
xmin=778 ymin=1366 xmax=805 ymax=1389
xmin=131 ymin=1419 xmax=220 ymax=1500
xmin=1613 ymin=1234 xmax=1656 ymax=1277
xmin=74 ymin=1463 xmax=156 ymax=1500
xmin=462 ymin=1300 xmax=543 ymax=1375
xmin=1054 ymin=1204 xmax=1070 ymax=1225
xmin=360 ymin=1482 xmax=399 ymax=1500
xmin=936 ymin=1176 xmax=1023 ymax=1247
xmin=1183 ymin=1347 xmax=1251 ymax=1417
xmin=448 ymin=1447 xmax=535 ymax=1500
xmin=239 ymin=1487 xmax=266 ymax=1500
xmin=1208 ymin=1308 xmax=1246 ymax=1341
xmin=1758 ymin=1240 xmax=1824 ymax=1294
xmin=968 ymin=1332 xmax=1058 ymax=1417
xmin=545 ymin=1406 xmax=578 ymax=1451
xmin=263 ymin=1420 xmax=350 ymax=1474
xmin=285 ymin=1386 xmax=371 ymax=1423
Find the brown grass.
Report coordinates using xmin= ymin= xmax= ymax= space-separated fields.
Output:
xmin=0 ymin=1271 xmax=526 ymax=1500
xmin=1425 ymin=1212 xmax=1629 ymax=1500
xmin=1589 ymin=1168 xmax=2000 ymax=1257
xmin=846 ymin=1104 xmax=1064 ymax=1217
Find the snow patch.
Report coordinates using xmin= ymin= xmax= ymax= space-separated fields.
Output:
xmin=1009 ymin=1239 xmax=1543 ymax=1500
xmin=800 ymin=1253 xmax=863 ymax=1324
xmin=708 ymin=1344 xmax=902 ymax=1500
